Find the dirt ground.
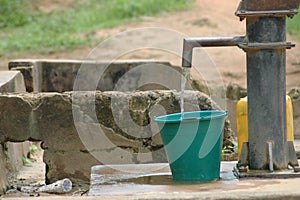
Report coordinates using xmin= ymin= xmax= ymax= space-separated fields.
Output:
xmin=1 ymin=0 xmax=299 ymax=90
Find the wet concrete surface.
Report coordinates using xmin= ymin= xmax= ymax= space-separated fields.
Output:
xmin=89 ymin=162 xmax=235 ymax=196
xmin=4 ymin=162 xmax=300 ymax=200
xmin=3 ymin=141 xmax=300 ymax=199
xmin=88 ymin=161 xmax=300 ymax=199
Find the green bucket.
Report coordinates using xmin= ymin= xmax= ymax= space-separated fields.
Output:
xmin=154 ymin=110 xmax=228 ymax=181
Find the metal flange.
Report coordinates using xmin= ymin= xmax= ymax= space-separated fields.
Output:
xmin=233 ymin=166 xmax=300 ymax=179
xmin=235 ymin=0 xmax=300 ymax=20
xmin=236 ymin=9 xmax=299 ymax=21
xmin=238 ymin=42 xmax=295 ymax=52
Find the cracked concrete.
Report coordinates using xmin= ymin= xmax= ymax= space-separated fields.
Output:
xmin=0 ymin=90 xmax=234 ymax=185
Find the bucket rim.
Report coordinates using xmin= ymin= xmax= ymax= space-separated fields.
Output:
xmin=154 ymin=110 xmax=228 ymax=123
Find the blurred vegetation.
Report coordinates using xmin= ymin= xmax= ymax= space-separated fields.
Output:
xmin=287 ymin=9 xmax=300 ymax=40
xmin=0 ymin=0 xmax=194 ymax=57
xmin=1 ymin=0 xmax=299 ymax=58
xmin=0 ymin=0 xmax=33 ymax=28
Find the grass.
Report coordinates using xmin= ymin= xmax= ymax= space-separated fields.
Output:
xmin=1 ymin=1 xmax=298 ymax=58
xmin=0 ymin=0 xmax=33 ymax=28
xmin=287 ymin=10 xmax=300 ymax=40
xmin=0 ymin=0 xmax=194 ymax=57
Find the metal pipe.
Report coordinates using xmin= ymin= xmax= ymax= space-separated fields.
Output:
xmin=182 ymin=36 xmax=247 ymax=67
xmin=246 ymin=16 xmax=288 ymax=170
xmin=268 ymin=142 xmax=274 ymax=172
xmin=234 ymin=0 xmax=299 ymax=172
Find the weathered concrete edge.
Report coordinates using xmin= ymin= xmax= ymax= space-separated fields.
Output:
xmin=8 ymin=59 xmax=173 ymax=69
xmin=0 ymin=90 xmax=234 ymax=185
xmin=3 ymin=191 xmax=300 ymax=200
xmin=9 ymin=59 xmax=177 ymax=93
xmin=0 ymin=90 xmax=229 ymax=143
xmin=135 ymin=191 xmax=300 ymax=200
xmin=0 ymin=71 xmax=26 ymax=93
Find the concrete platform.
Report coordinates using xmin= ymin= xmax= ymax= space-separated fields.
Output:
xmin=88 ymin=161 xmax=300 ymax=199
xmin=3 ymin=161 xmax=300 ymax=199
xmin=3 ymin=139 xmax=300 ymax=200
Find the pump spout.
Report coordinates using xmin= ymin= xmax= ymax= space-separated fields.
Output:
xmin=182 ymin=36 xmax=247 ymax=68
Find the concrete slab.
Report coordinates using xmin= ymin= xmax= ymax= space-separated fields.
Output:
xmin=9 ymin=59 xmax=180 ymax=93
xmin=3 ymin=161 xmax=300 ymax=199
xmin=0 ymin=70 xmax=26 ymax=194
xmin=84 ymin=161 xmax=300 ymax=199
xmin=0 ymin=71 xmax=26 ymax=92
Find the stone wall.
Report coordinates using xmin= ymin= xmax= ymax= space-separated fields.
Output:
xmin=0 ymin=71 xmax=29 ymax=195
xmin=0 ymin=91 xmax=233 ymax=185
xmin=9 ymin=59 xmax=300 ymax=139
xmin=9 ymin=59 xmax=182 ymax=93
xmin=4 ymin=59 xmax=233 ymax=186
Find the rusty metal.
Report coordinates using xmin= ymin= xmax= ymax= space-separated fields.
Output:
xmin=244 ymin=16 xmax=289 ymax=170
xmin=236 ymin=10 xmax=299 ymax=20
xmin=236 ymin=0 xmax=300 ymax=20
xmin=236 ymin=0 xmax=300 ymax=12
xmin=234 ymin=166 xmax=300 ymax=179
xmin=239 ymin=42 xmax=295 ymax=50
xmin=236 ymin=1 xmax=299 ymax=170
xmin=267 ymin=142 xmax=274 ymax=172
xmin=182 ymin=36 xmax=246 ymax=68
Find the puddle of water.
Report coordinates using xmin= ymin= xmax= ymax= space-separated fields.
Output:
xmin=89 ymin=162 xmax=238 ymax=196
xmin=88 ymin=162 xmax=300 ymax=196
xmin=108 ymin=173 xmax=236 ymax=185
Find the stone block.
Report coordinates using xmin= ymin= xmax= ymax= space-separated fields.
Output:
xmin=9 ymin=59 xmax=34 ymax=92
xmin=0 ymin=70 xmax=27 ymax=194
xmin=0 ymin=94 xmax=34 ymax=142
xmin=43 ymin=149 xmax=99 ymax=185
xmin=11 ymin=67 xmax=33 ymax=92
xmin=0 ymin=145 xmax=8 ymax=194
xmin=0 ymin=71 xmax=26 ymax=93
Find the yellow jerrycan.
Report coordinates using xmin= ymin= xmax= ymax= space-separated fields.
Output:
xmin=236 ymin=96 xmax=294 ymax=158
